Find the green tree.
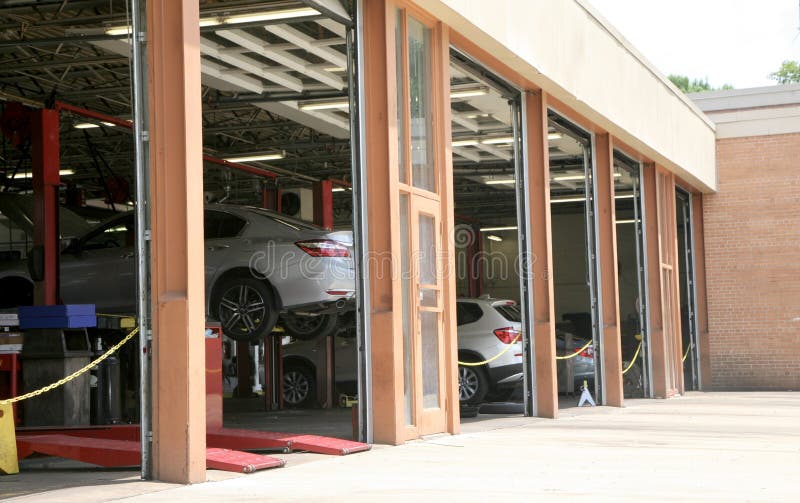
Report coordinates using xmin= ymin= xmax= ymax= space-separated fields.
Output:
xmin=668 ymin=74 xmax=734 ymax=93
xmin=769 ymin=60 xmax=800 ymax=84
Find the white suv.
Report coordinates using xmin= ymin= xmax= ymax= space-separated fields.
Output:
xmin=279 ymin=296 xmax=523 ymax=407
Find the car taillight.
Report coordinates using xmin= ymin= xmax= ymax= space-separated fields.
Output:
xmin=295 ymin=239 xmax=350 ymax=257
xmin=578 ymin=346 xmax=594 ymax=358
xmin=493 ymin=327 xmax=520 ymax=344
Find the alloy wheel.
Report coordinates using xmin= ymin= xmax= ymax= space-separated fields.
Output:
xmin=219 ymin=284 xmax=266 ymax=336
xmin=283 ymin=369 xmax=311 ymax=405
xmin=459 ymin=366 xmax=480 ymax=402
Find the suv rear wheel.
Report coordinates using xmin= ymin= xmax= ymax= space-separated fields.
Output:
xmin=458 ymin=363 xmax=488 ymax=404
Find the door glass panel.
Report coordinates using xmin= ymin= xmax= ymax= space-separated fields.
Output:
xmin=407 ymin=17 xmax=435 ymax=192
xmin=420 ymin=288 xmax=437 ymax=307
xmin=396 ymin=10 xmax=407 ymax=185
xmin=419 ymin=310 xmax=440 ymax=408
xmin=400 ymin=194 xmax=413 ymax=425
xmin=418 ymin=213 xmax=436 ymax=285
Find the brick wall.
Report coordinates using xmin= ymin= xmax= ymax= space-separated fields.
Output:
xmin=702 ymin=132 xmax=800 ymax=390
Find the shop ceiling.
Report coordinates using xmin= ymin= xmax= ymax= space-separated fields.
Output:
xmin=0 ymin=0 xmax=624 ymax=225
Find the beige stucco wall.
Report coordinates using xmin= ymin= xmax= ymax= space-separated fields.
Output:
xmin=415 ymin=0 xmax=718 ymax=192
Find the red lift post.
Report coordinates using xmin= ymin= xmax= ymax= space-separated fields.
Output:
xmin=30 ymin=108 xmax=61 ymax=306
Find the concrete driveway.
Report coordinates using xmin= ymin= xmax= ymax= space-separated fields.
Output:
xmin=5 ymin=392 xmax=799 ymax=502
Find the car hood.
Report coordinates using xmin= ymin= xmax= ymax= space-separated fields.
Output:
xmin=0 ymin=193 xmax=92 ymax=239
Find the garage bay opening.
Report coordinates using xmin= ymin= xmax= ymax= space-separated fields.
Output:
xmin=448 ymin=48 xmax=528 ymax=421
xmin=548 ymin=111 xmax=603 ymax=408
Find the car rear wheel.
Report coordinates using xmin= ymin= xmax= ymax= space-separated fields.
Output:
xmin=458 ymin=364 xmax=489 ymax=405
xmin=282 ymin=362 xmax=316 ymax=407
xmin=216 ymin=277 xmax=277 ymax=341
xmin=282 ymin=312 xmax=338 ymax=341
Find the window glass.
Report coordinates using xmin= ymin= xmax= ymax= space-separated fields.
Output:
xmin=494 ymin=304 xmax=521 ymax=322
xmin=396 ymin=9 xmax=407 ymax=185
xmin=82 ymin=215 xmax=135 ymax=250
xmin=457 ymin=302 xmax=483 ymax=326
xmin=407 ymin=17 xmax=435 ymax=192
xmin=205 ymin=210 xmax=246 ymax=239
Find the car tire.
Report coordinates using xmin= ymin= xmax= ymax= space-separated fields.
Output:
xmin=282 ymin=312 xmax=339 ymax=341
xmin=282 ymin=361 xmax=316 ymax=408
xmin=458 ymin=363 xmax=489 ymax=405
xmin=214 ymin=277 xmax=278 ymax=341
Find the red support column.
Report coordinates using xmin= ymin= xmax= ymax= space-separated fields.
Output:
xmin=313 ymin=180 xmax=334 ymax=230
xmin=262 ymin=186 xmax=281 ymax=212
xmin=30 ymin=109 xmax=61 ymax=306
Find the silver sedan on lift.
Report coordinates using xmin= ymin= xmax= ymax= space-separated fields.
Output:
xmin=0 ymin=196 xmax=355 ymax=341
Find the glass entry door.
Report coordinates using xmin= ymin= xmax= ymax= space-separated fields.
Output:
xmin=407 ymin=195 xmax=446 ymax=435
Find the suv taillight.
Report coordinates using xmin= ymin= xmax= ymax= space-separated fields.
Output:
xmin=578 ymin=346 xmax=594 ymax=358
xmin=295 ymin=239 xmax=350 ymax=257
xmin=493 ymin=327 xmax=520 ymax=344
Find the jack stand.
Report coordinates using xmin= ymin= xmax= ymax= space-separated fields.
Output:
xmin=578 ymin=379 xmax=596 ymax=407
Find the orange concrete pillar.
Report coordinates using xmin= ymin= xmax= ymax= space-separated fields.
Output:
xmin=147 ymin=0 xmax=206 ymax=483
xmin=594 ymin=134 xmax=623 ymax=406
xmin=692 ymin=195 xmax=711 ymax=390
xmin=363 ymin=0 xmax=404 ymax=445
xmin=525 ymin=91 xmax=558 ymax=418
xmin=642 ymin=163 xmax=668 ymax=398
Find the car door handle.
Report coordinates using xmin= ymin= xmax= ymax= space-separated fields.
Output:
xmin=207 ymin=244 xmax=230 ymax=251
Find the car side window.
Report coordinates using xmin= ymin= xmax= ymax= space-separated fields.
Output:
xmin=205 ymin=210 xmax=246 ymax=239
xmin=457 ymin=302 xmax=483 ymax=326
xmin=81 ymin=215 xmax=135 ymax=250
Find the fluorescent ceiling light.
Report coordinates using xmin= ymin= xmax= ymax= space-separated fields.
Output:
xmin=485 ymin=179 xmax=515 ymax=185
xmin=326 ymin=66 xmax=347 ymax=73
xmin=450 ymin=86 xmax=489 ymax=99
xmin=552 ymin=173 xmax=621 ymax=182
xmin=551 ymin=196 xmax=587 ymax=203
xmin=552 ymin=174 xmax=585 ymax=181
xmin=224 ymin=151 xmax=286 ymax=162
xmin=548 ymin=133 xmax=563 ymax=140
xmin=332 ymin=187 xmax=348 ymax=193
xmin=74 ymin=121 xmax=115 ymax=129
xmin=487 ymin=235 xmax=503 ymax=242
xmin=616 ymin=219 xmax=640 ymax=224
xmin=299 ymin=99 xmax=349 ymax=111
xmin=467 ymin=113 xmax=491 ymax=119
xmin=615 ymin=193 xmax=635 ymax=199
xmin=480 ymin=226 xmax=517 ymax=232
xmin=225 ymin=7 xmax=320 ymax=24
xmin=10 ymin=169 xmax=75 ymax=179
xmin=452 ymin=139 xmax=479 ymax=147
xmin=481 ymin=136 xmax=514 ymax=145
xmin=104 ymin=7 xmax=319 ymax=35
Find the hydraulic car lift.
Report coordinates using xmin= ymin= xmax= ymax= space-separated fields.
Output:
xmin=14 ymin=331 xmax=369 ymax=473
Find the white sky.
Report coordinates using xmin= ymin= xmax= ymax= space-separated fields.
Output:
xmin=587 ymin=0 xmax=800 ymax=89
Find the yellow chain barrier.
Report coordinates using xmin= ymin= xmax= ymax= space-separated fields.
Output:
xmin=682 ymin=342 xmax=693 ymax=362
xmin=622 ymin=341 xmax=642 ymax=375
xmin=0 ymin=326 xmax=139 ymax=406
xmin=555 ymin=340 xmax=593 ymax=360
xmin=458 ymin=333 xmax=521 ymax=367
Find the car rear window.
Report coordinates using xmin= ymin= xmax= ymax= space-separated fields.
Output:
xmin=456 ymin=302 xmax=483 ymax=326
xmin=494 ymin=304 xmax=521 ymax=322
